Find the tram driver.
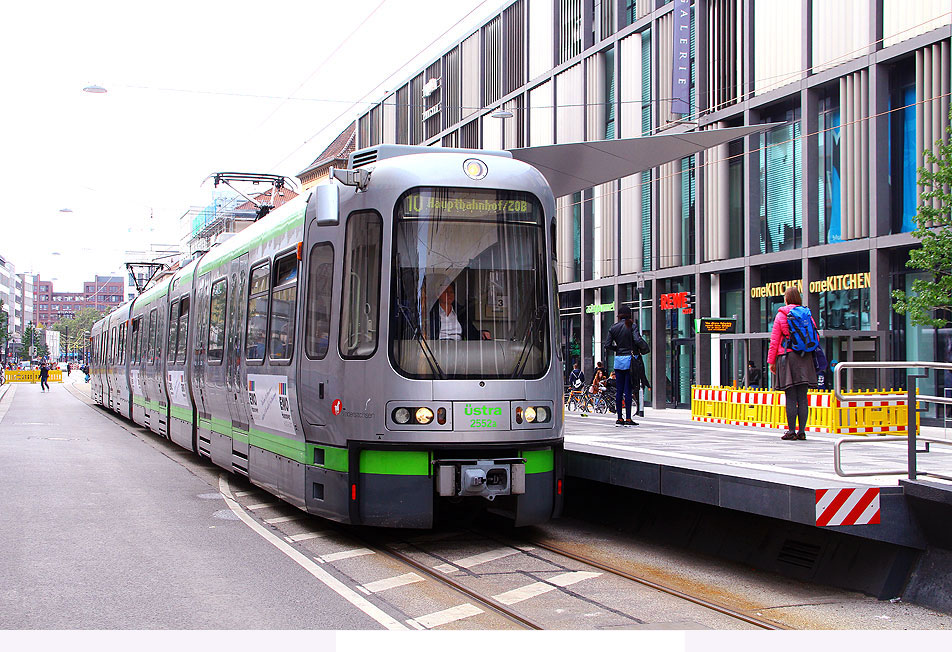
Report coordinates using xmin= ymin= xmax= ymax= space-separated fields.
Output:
xmin=427 ymin=281 xmax=491 ymax=341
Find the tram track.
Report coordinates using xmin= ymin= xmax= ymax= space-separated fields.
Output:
xmin=519 ymin=535 xmax=787 ymax=630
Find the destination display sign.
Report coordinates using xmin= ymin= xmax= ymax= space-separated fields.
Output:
xmin=399 ymin=189 xmax=540 ymax=223
xmin=697 ymin=318 xmax=737 ymax=334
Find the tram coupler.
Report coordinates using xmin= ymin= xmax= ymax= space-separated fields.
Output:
xmin=435 ymin=458 xmax=526 ymax=500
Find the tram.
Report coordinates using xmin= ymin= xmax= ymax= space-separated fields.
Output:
xmin=90 ymin=144 xmax=564 ymax=528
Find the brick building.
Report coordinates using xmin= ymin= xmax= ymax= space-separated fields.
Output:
xmin=33 ymin=275 xmax=124 ymax=327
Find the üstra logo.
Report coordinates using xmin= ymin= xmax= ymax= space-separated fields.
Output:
xmin=464 ymin=404 xmax=502 ymax=416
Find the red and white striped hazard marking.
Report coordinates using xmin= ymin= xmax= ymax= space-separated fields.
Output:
xmin=815 ymin=488 xmax=880 ymax=526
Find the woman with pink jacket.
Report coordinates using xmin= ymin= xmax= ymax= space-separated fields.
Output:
xmin=767 ymin=286 xmax=818 ymax=440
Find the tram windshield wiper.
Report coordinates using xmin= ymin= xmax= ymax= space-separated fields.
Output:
xmin=512 ymin=305 xmax=547 ymax=378
xmin=397 ymin=303 xmax=445 ymax=379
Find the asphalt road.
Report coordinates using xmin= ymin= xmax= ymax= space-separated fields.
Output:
xmin=0 ymin=379 xmax=376 ymax=629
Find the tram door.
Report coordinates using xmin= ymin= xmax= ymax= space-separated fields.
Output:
xmin=226 ymin=253 xmax=251 ymax=431
xmin=298 ymin=215 xmax=338 ymax=428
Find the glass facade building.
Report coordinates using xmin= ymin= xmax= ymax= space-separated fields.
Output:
xmin=354 ymin=0 xmax=951 ymax=420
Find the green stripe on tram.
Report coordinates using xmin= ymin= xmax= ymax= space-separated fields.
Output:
xmin=521 ymin=449 xmax=554 ymax=474
xmin=359 ymin=450 xmax=431 ymax=476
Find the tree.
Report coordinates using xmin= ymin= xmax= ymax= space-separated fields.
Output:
xmin=53 ymin=308 xmax=103 ymax=357
xmin=892 ymin=108 xmax=952 ymax=327
xmin=0 ymin=299 xmax=10 ymax=363
xmin=19 ymin=323 xmax=48 ymax=361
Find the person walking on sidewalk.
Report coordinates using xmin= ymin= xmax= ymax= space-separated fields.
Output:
xmin=39 ymin=362 xmax=50 ymax=392
xmin=605 ymin=306 xmax=644 ymax=427
xmin=767 ymin=286 xmax=819 ymax=441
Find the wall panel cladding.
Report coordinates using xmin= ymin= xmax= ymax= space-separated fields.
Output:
xmin=409 ymin=74 xmax=424 ymax=145
xmin=620 ymin=173 xmax=643 ymax=274
xmin=383 ymin=96 xmax=396 ymax=144
xmin=503 ymin=95 xmax=525 ymax=148
xmin=619 ymin=31 xmax=643 ymax=138
xmin=596 ymin=180 xmax=617 ymax=278
xmin=707 ymin=0 xmax=742 ymax=112
xmin=529 ymin=81 xmax=554 ymax=146
xmin=424 ymin=61 xmax=442 ymax=142
xmin=752 ymin=0 xmax=803 ymax=95
xmin=585 ymin=52 xmax=606 ymax=141
xmin=883 ymin=0 xmax=951 ymax=48
xmin=483 ymin=16 xmax=503 ymax=107
xmin=655 ymin=12 xmax=679 ymax=125
xmin=396 ymin=84 xmax=409 ymax=145
xmin=916 ymin=41 xmax=951 ymax=222
xmin=702 ymin=122 xmax=730 ymax=262
xmin=461 ymin=33 xmax=481 ymax=122
xmin=528 ymin=0 xmax=553 ymax=80
xmin=812 ymin=0 xmax=870 ymax=74
xmin=556 ymin=195 xmax=574 ymax=282
xmin=556 ymin=63 xmax=584 ymax=144
xmin=839 ymin=70 xmax=870 ymax=240
xmin=658 ymin=161 xmax=683 ymax=269
xmin=559 ymin=0 xmax=583 ymax=64
xmin=443 ymin=47 xmax=461 ymax=130
xmin=358 ymin=113 xmax=370 ymax=149
xmin=503 ymin=0 xmax=526 ymax=96
xmin=370 ymin=105 xmax=383 ymax=146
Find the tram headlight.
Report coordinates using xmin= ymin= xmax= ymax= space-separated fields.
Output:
xmin=393 ymin=407 xmax=411 ymax=424
xmin=463 ymin=158 xmax=488 ymax=180
xmin=415 ymin=407 xmax=434 ymax=425
xmin=524 ymin=406 xmax=537 ymax=423
xmin=535 ymin=406 xmax=549 ymax=423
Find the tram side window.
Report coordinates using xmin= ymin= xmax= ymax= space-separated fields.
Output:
xmin=306 ymin=243 xmax=334 ymax=359
xmin=208 ymin=279 xmax=227 ymax=364
xmin=246 ymin=263 xmax=270 ymax=361
xmin=269 ymin=253 xmax=298 ymax=361
xmin=176 ymin=297 xmax=190 ymax=364
xmin=340 ymin=211 xmax=382 ymax=359
xmin=147 ymin=309 xmax=157 ymax=364
xmin=167 ymin=300 xmax=180 ymax=362
xmin=119 ymin=323 xmax=126 ymax=365
xmin=131 ymin=317 xmax=140 ymax=364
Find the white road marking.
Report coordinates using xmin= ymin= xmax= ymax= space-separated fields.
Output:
xmin=435 ymin=547 xmax=527 ymax=574
xmin=286 ymin=532 xmax=324 ymax=543
xmin=218 ymin=476 xmax=407 ymax=630
xmin=264 ymin=514 xmax=306 ymax=524
xmin=408 ymin=604 xmax=483 ymax=629
xmin=492 ymin=571 xmax=601 ymax=605
xmin=321 ymin=548 xmax=375 ymax=563
xmin=233 ymin=490 xmax=259 ymax=497
xmin=246 ymin=502 xmax=280 ymax=510
xmin=359 ymin=572 xmax=425 ymax=594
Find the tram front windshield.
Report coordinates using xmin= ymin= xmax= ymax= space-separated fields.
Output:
xmin=391 ymin=187 xmax=550 ymax=380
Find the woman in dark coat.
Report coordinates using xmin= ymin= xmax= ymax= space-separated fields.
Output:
xmin=767 ymin=286 xmax=818 ymax=440
xmin=605 ymin=306 xmax=640 ymax=426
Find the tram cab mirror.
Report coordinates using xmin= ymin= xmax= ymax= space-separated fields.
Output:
xmin=306 ymin=184 xmax=339 ymax=226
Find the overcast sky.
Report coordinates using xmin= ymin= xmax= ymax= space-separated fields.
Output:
xmin=0 ymin=0 xmax=505 ymax=292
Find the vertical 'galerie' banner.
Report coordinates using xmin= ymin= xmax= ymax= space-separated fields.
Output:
xmin=671 ymin=0 xmax=691 ymax=115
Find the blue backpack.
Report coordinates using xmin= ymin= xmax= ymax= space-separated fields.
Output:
xmin=784 ymin=306 xmax=819 ymax=354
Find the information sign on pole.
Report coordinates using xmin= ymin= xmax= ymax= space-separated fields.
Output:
xmin=697 ymin=318 xmax=737 ymax=334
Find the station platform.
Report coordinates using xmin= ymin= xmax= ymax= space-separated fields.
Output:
xmin=562 ymin=407 xmax=952 ymax=551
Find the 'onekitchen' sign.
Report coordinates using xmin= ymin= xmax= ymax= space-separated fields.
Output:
xmin=750 ymin=273 xmax=872 ymax=298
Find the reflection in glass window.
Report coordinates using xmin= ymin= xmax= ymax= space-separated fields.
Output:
xmin=389 ymin=188 xmax=550 ymax=380
xmin=759 ymin=116 xmax=802 ymax=253
xmin=167 ymin=301 xmax=179 ymax=362
xmin=340 ymin=211 xmax=382 ymax=359
xmin=176 ymin=297 xmax=189 ymax=364
xmin=147 ymin=309 xmax=157 ymax=364
xmin=269 ymin=255 xmax=298 ymax=361
xmin=306 ymin=244 xmax=334 ymax=359
xmin=246 ymin=264 xmax=270 ymax=361
xmin=208 ymin=279 xmax=227 ymax=363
